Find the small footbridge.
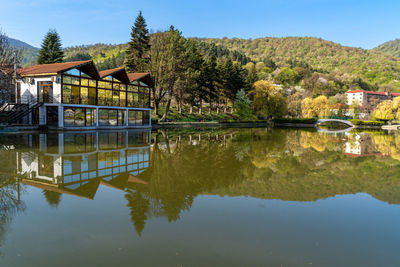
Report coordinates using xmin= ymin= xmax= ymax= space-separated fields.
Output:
xmin=315 ymin=118 xmax=354 ymax=134
xmin=315 ymin=119 xmax=354 ymax=128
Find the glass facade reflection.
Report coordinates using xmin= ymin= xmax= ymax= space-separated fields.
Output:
xmin=15 ymin=130 xmax=151 ymax=199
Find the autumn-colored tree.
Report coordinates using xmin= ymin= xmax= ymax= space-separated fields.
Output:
xmin=249 ymin=80 xmax=287 ymax=118
xmin=301 ymin=97 xmax=316 ymax=118
xmin=301 ymin=95 xmax=330 ymax=118
xmin=372 ymin=100 xmax=395 ymax=121
xmin=313 ymin=95 xmax=330 ymax=117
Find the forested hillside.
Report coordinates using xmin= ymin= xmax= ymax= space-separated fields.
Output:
xmin=195 ymin=37 xmax=400 ymax=90
xmin=374 ymin=39 xmax=400 ymax=58
xmin=60 ymin=36 xmax=400 ymax=92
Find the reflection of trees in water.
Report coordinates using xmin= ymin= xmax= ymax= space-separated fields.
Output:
xmin=369 ymin=133 xmax=400 ymax=160
xmin=42 ymin=190 xmax=62 ymax=208
xmin=0 ymin=177 xmax=25 ymax=256
xmin=125 ymin=129 xmax=243 ymax=235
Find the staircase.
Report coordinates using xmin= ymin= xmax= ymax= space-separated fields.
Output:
xmin=0 ymin=97 xmax=43 ymax=125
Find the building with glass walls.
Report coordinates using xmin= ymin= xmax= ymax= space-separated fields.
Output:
xmin=15 ymin=60 xmax=151 ymax=129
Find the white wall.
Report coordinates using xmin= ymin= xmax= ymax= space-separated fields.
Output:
xmin=346 ymin=92 xmax=364 ymax=106
xmin=17 ymin=75 xmax=62 ymax=104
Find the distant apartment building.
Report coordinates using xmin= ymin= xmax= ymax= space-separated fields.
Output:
xmin=346 ymin=90 xmax=400 ymax=107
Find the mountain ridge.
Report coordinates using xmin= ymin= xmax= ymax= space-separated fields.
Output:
xmin=9 ymin=36 xmax=400 ymax=91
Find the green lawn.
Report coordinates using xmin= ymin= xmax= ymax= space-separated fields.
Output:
xmin=152 ymin=106 xmax=241 ymax=123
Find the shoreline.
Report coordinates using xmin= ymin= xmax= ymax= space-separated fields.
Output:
xmin=0 ymin=121 xmax=387 ymax=133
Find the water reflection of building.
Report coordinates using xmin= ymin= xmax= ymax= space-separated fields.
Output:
xmin=16 ymin=130 xmax=151 ymax=199
xmin=344 ymin=133 xmax=382 ymax=157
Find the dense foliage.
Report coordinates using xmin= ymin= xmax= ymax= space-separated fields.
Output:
xmin=373 ymin=39 xmax=400 ymax=58
xmin=349 ymin=119 xmax=384 ymax=126
xmin=197 ymin=37 xmax=400 ymax=93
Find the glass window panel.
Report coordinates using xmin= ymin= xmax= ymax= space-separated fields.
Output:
xmin=63 ymin=85 xmax=71 ymax=104
xmin=134 ymin=93 xmax=139 ymax=107
xmin=118 ymin=110 xmax=124 ymax=125
xmin=86 ymin=109 xmax=95 ymax=126
xmin=138 ymin=93 xmax=144 ymax=107
xmin=81 ymin=78 xmax=89 ymax=86
xmin=119 ymin=91 xmax=126 ymax=107
xmin=89 ymin=79 xmax=96 ymax=87
xmin=98 ymin=81 xmax=106 ymax=88
xmin=127 ymin=85 xmax=136 ymax=92
xmin=128 ymin=110 xmax=136 ymax=126
xmin=143 ymin=111 xmax=149 ymax=125
xmin=63 ymin=76 xmax=72 ymax=84
xmin=109 ymin=109 xmax=117 ymax=126
xmin=71 ymin=76 xmax=80 ymax=85
xmin=114 ymin=83 xmax=120 ymax=90
xmin=89 ymin=87 xmax=96 ymax=105
xmin=71 ymin=86 xmax=80 ymax=104
xmin=74 ymin=108 xmax=85 ymax=126
xmin=98 ymin=89 xmax=106 ymax=106
xmin=81 ymin=87 xmax=88 ymax=105
xmin=64 ymin=68 xmax=80 ymax=76
xmin=106 ymin=90 xmax=113 ymax=106
xmin=127 ymin=93 xmax=134 ymax=107
xmin=99 ymin=109 xmax=109 ymax=126
xmin=113 ymin=91 xmax=119 ymax=106
xmin=105 ymin=81 xmax=112 ymax=89
xmin=135 ymin=111 xmax=143 ymax=126
xmin=64 ymin=108 xmax=74 ymax=126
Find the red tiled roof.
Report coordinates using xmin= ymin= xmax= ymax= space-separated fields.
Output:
xmin=98 ymin=67 xmax=125 ymax=78
xmin=346 ymin=89 xmax=400 ymax=97
xmin=127 ymin=73 xmax=150 ymax=82
xmin=18 ymin=60 xmax=92 ymax=76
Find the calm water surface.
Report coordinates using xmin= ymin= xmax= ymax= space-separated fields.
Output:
xmin=0 ymin=128 xmax=399 ymax=266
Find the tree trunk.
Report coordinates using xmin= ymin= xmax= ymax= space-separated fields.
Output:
xmin=154 ymin=100 xmax=160 ymax=116
xmin=199 ymin=100 xmax=202 ymax=114
xmin=161 ymin=97 xmax=172 ymax=122
xmin=224 ymin=98 xmax=228 ymax=113
xmin=189 ymin=105 xmax=193 ymax=114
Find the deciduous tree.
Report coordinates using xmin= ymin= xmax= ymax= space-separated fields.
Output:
xmin=249 ymin=80 xmax=287 ymax=118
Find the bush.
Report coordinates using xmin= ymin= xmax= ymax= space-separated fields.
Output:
xmin=349 ymin=119 xmax=384 ymax=126
xmin=274 ymin=118 xmax=317 ymax=124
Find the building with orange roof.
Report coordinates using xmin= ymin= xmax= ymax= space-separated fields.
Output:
xmin=12 ymin=60 xmax=152 ymax=129
xmin=346 ymin=89 xmax=400 ymax=107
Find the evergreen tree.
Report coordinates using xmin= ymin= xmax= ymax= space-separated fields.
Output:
xmin=246 ymin=63 xmax=258 ymax=91
xmin=37 ymin=29 xmax=64 ymax=64
xmin=125 ymin=11 xmax=150 ymax=72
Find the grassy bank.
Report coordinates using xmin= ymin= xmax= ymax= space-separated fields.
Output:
xmin=152 ymin=106 xmax=245 ymax=123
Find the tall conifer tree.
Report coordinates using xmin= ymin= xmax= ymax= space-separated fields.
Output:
xmin=37 ymin=29 xmax=64 ymax=64
xmin=125 ymin=11 xmax=150 ymax=72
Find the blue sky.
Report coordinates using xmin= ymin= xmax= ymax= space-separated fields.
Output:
xmin=1 ymin=0 xmax=400 ymax=49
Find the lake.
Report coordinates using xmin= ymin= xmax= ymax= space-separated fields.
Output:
xmin=0 ymin=128 xmax=399 ymax=267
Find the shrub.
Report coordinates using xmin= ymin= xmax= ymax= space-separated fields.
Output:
xmin=349 ymin=119 xmax=384 ymax=126
xmin=274 ymin=118 xmax=317 ymax=124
